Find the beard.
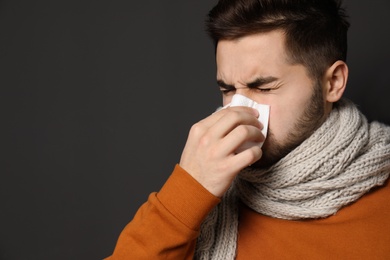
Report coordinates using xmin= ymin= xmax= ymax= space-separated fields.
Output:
xmin=253 ymin=81 xmax=327 ymax=168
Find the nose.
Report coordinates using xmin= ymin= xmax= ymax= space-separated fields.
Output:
xmin=235 ymin=87 xmax=254 ymax=99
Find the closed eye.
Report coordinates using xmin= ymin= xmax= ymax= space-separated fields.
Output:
xmin=217 ymin=80 xmax=236 ymax=95
xmin=257 ymin=88 xmax=272 ymax=92
xmin=219 ymin=88 xmax=235 ymax=94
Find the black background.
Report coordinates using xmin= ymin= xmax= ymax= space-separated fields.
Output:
xmin=1 ymin=1 xmax=389 ymax=259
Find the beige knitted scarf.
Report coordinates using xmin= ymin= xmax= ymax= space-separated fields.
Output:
xmin=194 ymin=99 xmax=390 ymax=260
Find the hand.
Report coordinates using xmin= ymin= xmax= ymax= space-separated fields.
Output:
xmin=179 ymin=107 xmax=264 ymax=197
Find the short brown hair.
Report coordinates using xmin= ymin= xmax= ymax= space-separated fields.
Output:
xmin=206 ymin=0 xmax=350 ymax=80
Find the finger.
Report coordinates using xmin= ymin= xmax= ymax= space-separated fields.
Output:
xmin=200 ymin=106 xmax=259 ymax=130
xmin=228 ymin=146 xmax=263 ymax=173
xmin=219 ymin=125 xmax=265 ymax=155
xmin=208 ymin=108 xmax=263 ymax=140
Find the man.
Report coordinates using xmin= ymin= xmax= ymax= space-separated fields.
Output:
xmin=106 ymin=0 xmax=390 ymax=259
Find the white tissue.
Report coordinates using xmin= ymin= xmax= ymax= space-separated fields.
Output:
xmin=223 ymin=94 xmax=270 ymax=152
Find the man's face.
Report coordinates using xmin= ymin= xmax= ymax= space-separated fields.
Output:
xmin=216 ymin=30 xmax=328 ymax=167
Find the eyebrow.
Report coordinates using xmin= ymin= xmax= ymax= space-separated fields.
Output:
xmin=217 ymin=80 xmax=234 ymax=89
xmin=217 ymin=76 xmax=278 ymax=89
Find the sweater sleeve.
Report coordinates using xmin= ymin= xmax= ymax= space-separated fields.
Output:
xmin=105 ymin=164 xmax=221 ymax=260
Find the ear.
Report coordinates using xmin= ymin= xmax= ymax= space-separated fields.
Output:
xmin=324 ymin=60 xmax=348 ymax=103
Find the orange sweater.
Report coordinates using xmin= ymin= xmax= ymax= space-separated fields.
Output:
xmin=106 ymin=164 xmax=390 ymax=259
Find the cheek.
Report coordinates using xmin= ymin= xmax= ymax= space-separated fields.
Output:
xmin=267 ymin=97 xmax=309 ymax=142
xmin=222 ymin=96 xmax=232 ymax=106
xmin=268 ymin=106 xmax=296 ymax=141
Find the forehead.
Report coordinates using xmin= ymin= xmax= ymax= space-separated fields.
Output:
xmin=216 ymin=31 xmax=290 ymax=79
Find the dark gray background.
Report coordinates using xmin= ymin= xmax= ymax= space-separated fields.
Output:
xmin=1 ymin=1 xmax=389 ymax=259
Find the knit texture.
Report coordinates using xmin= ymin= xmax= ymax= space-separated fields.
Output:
xmin=194 ymin=99 xmax=390 ymax=260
